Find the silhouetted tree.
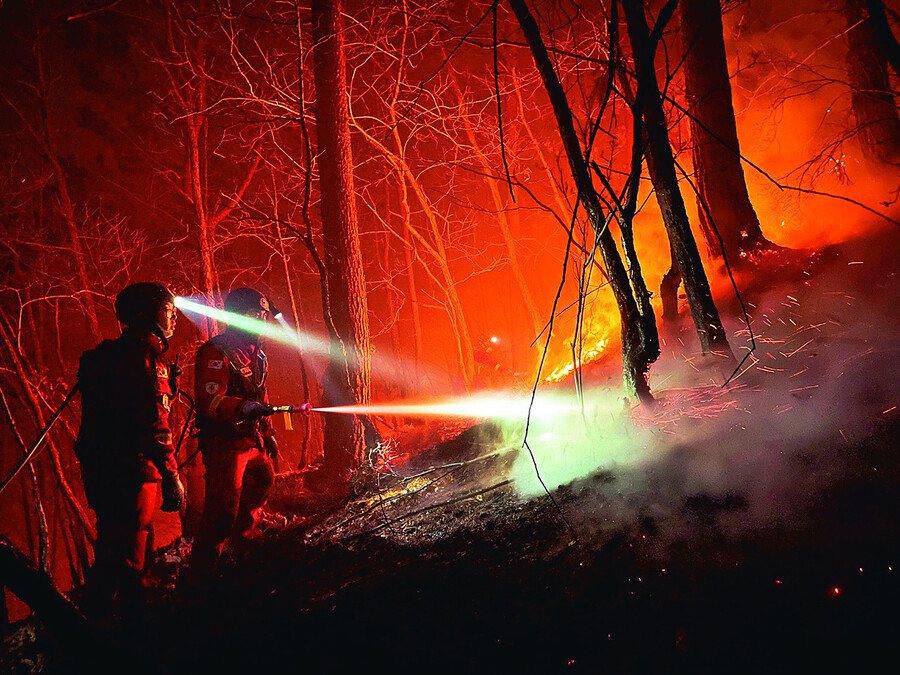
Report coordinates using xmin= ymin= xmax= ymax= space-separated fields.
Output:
xmin=842 ymin=0 xmax=900 ymax=165
xmin=681 ymin=0 xmax=776 ymax=264
xmin=312 ymin=0 xmax=372 ymax=482
xmin=508 ymin=0 xmax=658 ymax=402
xmin=622 ymin=0 xmax=734 ymax=359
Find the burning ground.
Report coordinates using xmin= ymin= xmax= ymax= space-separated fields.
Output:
xmin=4 ymin=229 xmax=900 ymax=672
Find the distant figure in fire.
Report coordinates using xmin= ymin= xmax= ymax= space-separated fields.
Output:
xmin=187 ymin=287 xmax=281 ymax=580
xmin=473 ymin=336 xmax=511 ymax=390
xmin=75 ymin=282 xmax=185 ymax=621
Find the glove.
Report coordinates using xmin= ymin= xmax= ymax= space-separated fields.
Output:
xmin=263 ymin=435 xmax=278 ymax=460
xmin=160 ymin=472 xmax=185 ymax=513
xmin=240 ymin=400 xmax=273 ymax=421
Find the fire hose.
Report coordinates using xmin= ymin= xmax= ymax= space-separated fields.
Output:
xmin=0 ymin=383 xmax=79 ymax=497
xmin=0 ymin=382 xmax=314 ymax=493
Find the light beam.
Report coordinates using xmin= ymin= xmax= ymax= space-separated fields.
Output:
xmin=176 ymin=295 xmax=447 ymax=390
xmin=174 ymin=296 xmax=332 ymax=356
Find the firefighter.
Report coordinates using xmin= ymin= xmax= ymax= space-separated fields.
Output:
xmin=75 ymin=282 xmax=185 ymax=621
xmin=473 ymin=336 xmax=509 ymax=390
xmin=186 ymin=287 xmax=280 ymax=580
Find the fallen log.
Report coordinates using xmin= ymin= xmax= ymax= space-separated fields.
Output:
xmin=0 ymin=537 xmax=136 ymax=671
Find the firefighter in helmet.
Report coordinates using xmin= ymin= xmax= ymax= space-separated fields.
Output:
xmin=75 ymin=282 xmax=185 ymax=620
xmin=187 ymin=287 xmax=280 ymax=579
xmin=473 ymin=336 xmax=509 ymax=390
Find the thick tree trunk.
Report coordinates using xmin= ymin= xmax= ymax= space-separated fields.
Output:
xmin=508 ymin=0 xmax=656 ymax=402
xmin=681 ymin=0 xmax=775 ymax=263
xmin=865 ymin=0 xmax=900 ymax=76
xmin=312 ymin=0 xmax=371 ymax=482
xmin=843 ymin=0 xmax=900 ymax=166
xmin=623 ymin=0 xmax=734 ymax=358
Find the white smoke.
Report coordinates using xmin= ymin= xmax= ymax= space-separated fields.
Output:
xmin=507 ymin=231 xmax=900 ymax=547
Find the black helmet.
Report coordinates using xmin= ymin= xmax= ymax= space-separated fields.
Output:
xmin=224 ymin=287 xmax=270 ymax=317
xmin=115 ymin=282 xmax=175 ymax=327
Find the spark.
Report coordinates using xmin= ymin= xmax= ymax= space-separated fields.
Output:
xmin=784 ymin=339 xmax=815 ymax=358
xmin=789 ymin=385 xmax=819 ymax=393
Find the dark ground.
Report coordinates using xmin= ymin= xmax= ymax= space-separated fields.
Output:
xmin=4 ymin=229 xmax=900 ymax=673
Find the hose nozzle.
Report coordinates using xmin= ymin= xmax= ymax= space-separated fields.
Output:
xmin=270 ymin=403 xmax=312 ymax=416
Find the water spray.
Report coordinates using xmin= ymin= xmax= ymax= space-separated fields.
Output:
xmin=311 ymin=393 xmax=578 ymax=421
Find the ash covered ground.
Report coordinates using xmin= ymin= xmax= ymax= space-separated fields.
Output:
xmin=5 ymin=229 xmax=900 ymax=673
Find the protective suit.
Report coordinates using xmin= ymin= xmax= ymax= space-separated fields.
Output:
xmin=75 ymin=282 xmax=184 ymax=620
xmin=187 ymin=288 xmax=277 ymax=579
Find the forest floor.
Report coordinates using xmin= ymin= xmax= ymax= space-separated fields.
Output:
xmin=4 ymin=227 xmax=900 ymax=673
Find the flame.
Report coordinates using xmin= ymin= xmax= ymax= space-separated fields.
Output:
xmin=533 ymin=7 xmax=897 ymax=385
xmin=544 ymin=338 xmax=611 ymax=383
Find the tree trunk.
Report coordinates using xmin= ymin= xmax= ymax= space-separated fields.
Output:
xmin=356 ymin=121 xmax=476 ymax=389
xmin=0 ymin=320 xmax=96 ymax=541
xmin=681 ymin=0 xmax=775 ymax=263
xmin=842 ymin=0 xmax=900 ymax=165
xmin=623 ymin=0 xmax=734 ymax=358
xmin=188 ymin=104 xmax=219 ymax=336
xmin=660 ymin=242 xmax=683 ymax=322
xmin=508 ymin=0 xmax=656 ymax=403
xmin=398 ymin=171 xmax=424 ymax=392
xmin=273 ymin=206 xmax=314 ymax=468
xmin=0 ymin=538 xmax=95 ymax=658
xmin=0 ymin=382 xmax=51 ymax=574
xmin=449 ymin=74 xmax=543 ymax=340
xmin=34 ymin=55 xmax=103 ymax=344
xmin=312 ymin=0 xmax=372 ymax=482
xmin=448 ymin=69 xmax=542 ymax=340
xmin=26 ymin=465 xmax=49 ymax=575
xmin=865 ymin=0 xmax=900 ymax=77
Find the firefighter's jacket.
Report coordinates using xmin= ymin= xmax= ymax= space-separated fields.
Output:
xmin=194 ymin=331 xmax=274 ymax=454
xmin=75 ymin=327 xmax=179 ymax=498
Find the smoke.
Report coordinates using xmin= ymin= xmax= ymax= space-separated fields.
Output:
xmin=504 ymin=389 xmax=658 ymax=498
xmin=503 ymin=230 xmax=899 ymax=550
